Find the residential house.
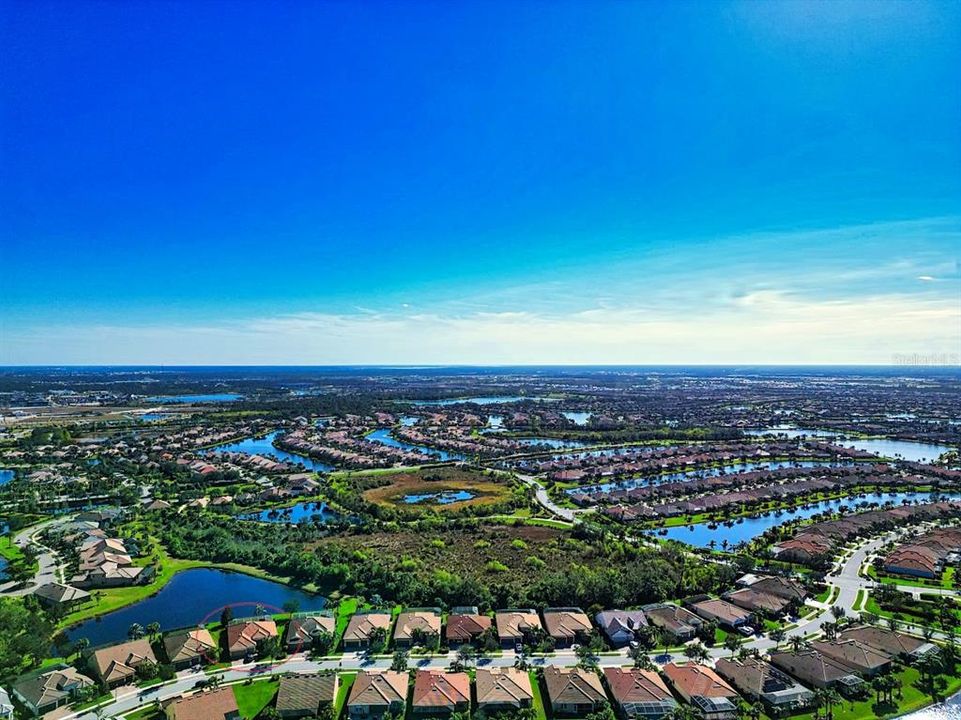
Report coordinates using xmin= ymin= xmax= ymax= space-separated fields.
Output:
xmin=0 ymin=688 xmax=12 ymax=719
xmin=542 ymin=608 xmax=593 ymax=648
xmin=88 ymin=638 xmax=158 ymax=687
xmin=343 ymin=612 xmax=392 ymax=651
xmin=836 ymin=625 xmax=938 ymax=663
xmin=603 ymin=667 xmax=677 ymax=720
xmin=642 ymin=604 xmax=703 ymax=641
xmin=163 ymin=628 xmax=217 ymax=669
xmin=689 ymin=599 xmax=752 ymax=629
xmin=32 ymin=582 xmax=91 ymax=610
xmin=224 ymin=619 xmax=278 ymax=660
xmin=543 ymin=666 xmax=607 ymax=717
xmin=595 ymin=610 xmax=647 ymax=648
xmin=165 ymin=688 xmax=240 ymax=720
xmin=393 ymin=610 xmax=442 ymax=649
xmin=715 ymin=657 xmax=814 ymax=709
xmin=722 ymin=588 xmax=791 ymax=617
xmin=495 ymin=609 xmax=544 ymax=648
xmin=768 ymin=650 xmax=863 ymax=692
xmin=662 ymin=663 xmax=739 ymax=720
xmin=810 ymin=639 xmax=893 ymax=677
xmin=347 ymin=671 xmax=408 ymax=720
xmin=771 ymin=536 xmax=834 ymax=565
xmin=411 ymin=670 xmax=470 ymax=716
xmin=276 ymin=674 xmax=338 ymax=719
xmin=474 ymin=668 xmax=533 ymax=714
xmin=445 ymin=610 xmax=492 ymax=647
xmin=286 ymin=613 xmax=336 ymax=653
xmin=884 ymin=547 xmax=939 ymax=579
xmin=745 ymin=576 xmax=808 ymax=602
xmin=12 ymin=667 xmax=94 ymax=717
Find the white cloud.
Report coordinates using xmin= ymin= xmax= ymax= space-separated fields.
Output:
xmin=3 ymin=291 xmax=958 ymax=365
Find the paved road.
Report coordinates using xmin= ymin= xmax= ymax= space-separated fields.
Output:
xmin=0 ymin=516 xmax=67 ymax=596
xmin=514 ymin=473 xmax=578 ymax=522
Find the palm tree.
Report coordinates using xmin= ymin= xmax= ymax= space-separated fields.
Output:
xmin=683 ymin=642 xmax=709 ymax=664
xmin=789 ymin=636 xmax=804 ymax=654
xmin=128 ymin=623 xmax=145 ymax=640
xmin=146 ymin=621 xmax=161 ymax=640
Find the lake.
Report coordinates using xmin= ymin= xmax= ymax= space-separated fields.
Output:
xmin=146 ymin=393 xmax=242 ymax=403
xmin=365 ymin=428 xmax=467 ymax=461
xmin=403 ymin=490 xmax=475 ymax=504
xmin=0 ymin=469 xmax=14 ymax=485
xmin=899 ymin=691 xmax=961 ymax=720
xmin=569 ymin=460 xmax=852 ymax=495
xmin=838 ymin=438 xmax=955 ymax=464
xmin=210 ymin=431 xmax=334 ymax=472
xmin=651 ymin=491 xmax=961 ymax=548
xmin=240 ymin=501 xmax=338 ymax=524
xmin=562 ymin=412 xmax=591 ymax=425
xmin=139 ymin=412 xmax=175 ymax=422
xmin=746 ymin=429 xmax=955 ymax=463
xmin=516 ymin=437 xmax=594 ymax=449
xmin=65 ymin=568 xmax=326 ymax=648
xmin=412 ymin=396 xmax=553 ymax=406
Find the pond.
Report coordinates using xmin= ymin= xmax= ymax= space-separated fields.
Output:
xmin=412 ymin=396 xmax=553 ymax=406
xmin=0 ymin=557 xmax=7 ymax=581
xmin=651 ymin=491 xmax=961 ymax=548
xmin=744 ymin=427 xmax=839 ymax=439
xmin=239 ymin=501 xmax=338 ymax=524
xmin=569 ymin=460 xmax=853 ymax=495
xmin=516 ymin=437 xmax=594 ymax=449
xmin=838 ymin=438 xmax=955 ymax=464
xmin=745 ymin=429 xmax=955 ymax=463
xmin=365 ymin=428 xmax=467 ymax=461
xmin=146 ymin=393 xmax=242 ymax=403
xmin=562 ymin=412 xmax=591 ymax=425
xmin=399 ymin=416 xmax=420 ymax=426
xmin=210 ymin=431 xmax=334 ymax=472
xmin=65 ymin=568 xmax=326 ymax=648
xmin=0 ymin=469 xmax=14 ymax=486
xmin=403 ymin=490 xmax=475 ymax=504
xmin=899 ymin=690 xmax=961 ymax=720
xmin=139 ymin=412 xmax=175 ymax=422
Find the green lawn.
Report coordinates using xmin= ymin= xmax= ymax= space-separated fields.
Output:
xmin=529 ymin=671 xmax=549 ymax=720
xmin=786 ymin=666 xmax=961 ymax=720
xmin=0 ymin=535 xmax=25 ymax=563
xmin=335 ymin=672 xmax=357 ymax=719
xmin=233 ymin=678 xmax=279 ymax=719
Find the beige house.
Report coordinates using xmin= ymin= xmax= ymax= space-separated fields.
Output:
xmin=475 ymin=668 xmax=533 ymax=713
xmin=393 ymin=610 xmax=442 ymax=649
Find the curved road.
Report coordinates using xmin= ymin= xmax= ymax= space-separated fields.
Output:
xmin=0 ymin=516 xmax=66 ymax=596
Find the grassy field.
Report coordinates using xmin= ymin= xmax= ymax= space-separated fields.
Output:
xmin=360 ymin=466 xmax=515 ymax=512
xmin=786 ymin=666 xmax=961 ymax=720
xmin=0 ymin=535 xmax=26 ymax=563
xmin=233 ymin=677 xmax=279 ymax=718
xmin=529 ymin=671 xmax=549 ymax=720
xmin=334 ymin=672 xmax=357 ymax=719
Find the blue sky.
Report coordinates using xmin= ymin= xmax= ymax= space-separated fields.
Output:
xmin=1 ymin=0 xmax=959 ymax=364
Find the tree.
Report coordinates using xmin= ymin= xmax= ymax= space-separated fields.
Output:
xmin=146 ymin=621 xmax=161 ymax=640
xmin=683 ymin=642 xmax=709 ymax=664
xmin=769 ymin=628 xmax=786 ymax=646
xmin=628 ymin=644 xmax=654 ymax=670
xmin=723 ymin=634 xmax=742 ymax=656
xmin=221 ymin=606 xmax=233 ymax=627
xmin=128 ymin=623 xmax=145 ymax=640
xmin=390 ymin=650 xmax=409 ymax=672
xmin=789 ymin=636 xmax=804 ymax=654
xmin=367 ymin=626 xmax=388 ymax=655
xmin=283 ymin=600 xmax=300 ymax=616
xmin=575 ymin=643 xmax=599 ymax=669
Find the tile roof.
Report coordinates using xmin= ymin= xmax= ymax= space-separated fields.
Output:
xmin=412 ymin=670 xmax=470 ymax=709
